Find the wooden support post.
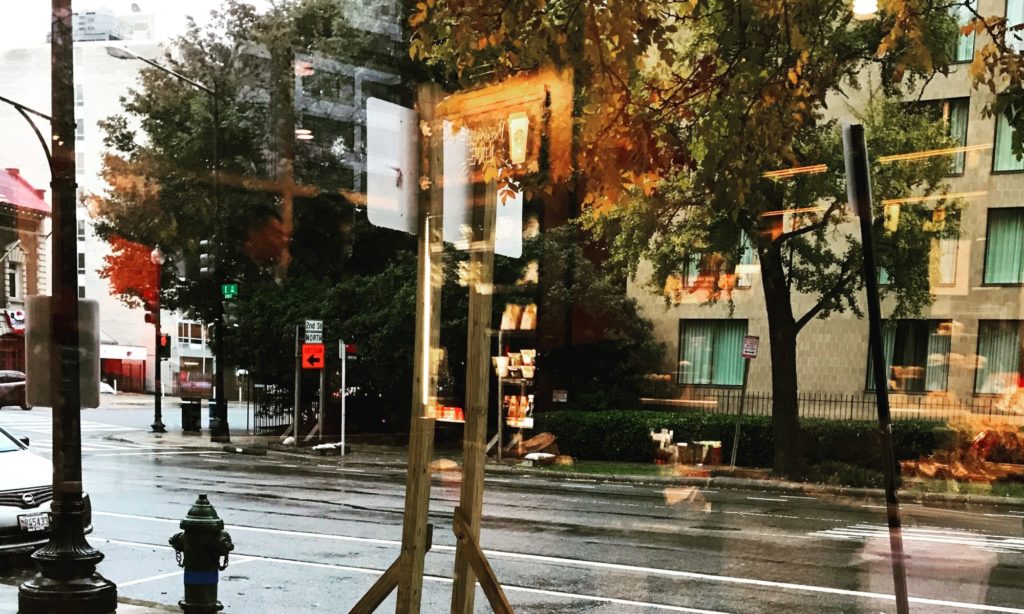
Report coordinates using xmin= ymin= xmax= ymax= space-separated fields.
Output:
xmin=452 ymin=508 xmax=513 ymax=614
xmin=350 ymin=525 xmax=434 ymax=614
xmin=451 ymin=181 xmax=497 ymax=614
xmin=394 ymin=82 xmax=444 ymax=614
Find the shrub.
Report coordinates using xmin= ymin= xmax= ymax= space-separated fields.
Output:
xmin=534 ymin=410 xmax=953 ymax=470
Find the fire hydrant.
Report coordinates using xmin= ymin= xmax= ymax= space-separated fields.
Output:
xmin=169 ymin=494 xmax=234 ymax=613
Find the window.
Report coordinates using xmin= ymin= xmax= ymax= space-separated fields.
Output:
xmin=916 ymin=98 xmax=968 ymax=174
xmin=983 ymin=208 xmax=1024 ymax=284
xmin=178 ymin=321 xmax=204 ymax=345
xmin=933 ymin=237 xmax=958 ymax=286
xmin=76 ymin=152 xmax=85 ymax=175
xmin=975 ymin=320 xmax=1023 ymax=393
xmin=677 ymin=319 xmax=747 ymax=386
xmin=951 ymin=0 xmax=976 ymax=62
xmin=77 ymin=252 xmax=85 ymax=274
xmin=78 ymin=219 xmax=86 ymax=241
xmin=76 ymin=117 xmax=84 ymax=141
xmin=7 ymin=263 xmax=19 ymax=300
xmin=75 ymin=84 xmax=84 ymax=106
xmin=1008 ymin=0 xmax=1024 ymax=52
xmin=993 ymin=98 xmax=1024 ymax=172
xmin=867 ymin=319 xmax=951 ymax=392
xmin=78 ymin=285 xmax=85 ymax=299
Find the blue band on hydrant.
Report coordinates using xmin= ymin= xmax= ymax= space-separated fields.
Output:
xmin=184 ymin=570 xmax=219 ymax=585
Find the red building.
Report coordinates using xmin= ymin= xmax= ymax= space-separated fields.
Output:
xmin=0 ymin=168 xmax=50 ymax=372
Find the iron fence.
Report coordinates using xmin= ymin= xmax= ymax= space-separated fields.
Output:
xmin=642 ymin=388 xmax=1024 ymax=425
xmin=252 ymin=383 xmax=293 ymax=434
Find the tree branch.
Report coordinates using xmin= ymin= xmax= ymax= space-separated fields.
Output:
xmin=795 ymin=265 xmax=859 ymax=332
xmin=773 ymin=200 xmax=841 ymax=245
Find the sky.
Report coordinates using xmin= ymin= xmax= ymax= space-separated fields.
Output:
xmin=0 ymin=1 xmax=272 ymax=49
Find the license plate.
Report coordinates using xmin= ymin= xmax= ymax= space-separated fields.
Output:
xmin=18 ymin=513 xmax=49 ymax=532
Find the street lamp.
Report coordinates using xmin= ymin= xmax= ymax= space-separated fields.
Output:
xmin=17 ymin=2 xmax=117 ymax=611
xmin=150 ymin=245 xmax=166 ymax=433
xmin=106 ymin=44 xmax=230 ymax=443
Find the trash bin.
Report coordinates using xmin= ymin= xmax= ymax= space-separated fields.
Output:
xmin=181 ymin=400 xmax=201 ymax=433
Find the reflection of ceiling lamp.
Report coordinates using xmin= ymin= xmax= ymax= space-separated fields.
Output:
xmin=852 ymin=0 xmax=878 ymax=20
xmin=295 ymin=128 xmax=314 ymax=141
xmin=508 ymin=112 xmax=529 ymax=165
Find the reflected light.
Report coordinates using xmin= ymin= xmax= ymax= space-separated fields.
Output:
xmin=881 ymin=191 xmax=987 ymax=206
xmin=762 ymin=164 xmax=827 ymax=179
xmin=879 ymin=144 xmax=991 ymax=164
xmin=759 ymin=205 xmax=829 ymax=218
xmin=852 ymin=0 xmax=878 ymax=20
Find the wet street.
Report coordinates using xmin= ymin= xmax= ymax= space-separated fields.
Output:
xmin=2 ymin=404 xmax=1024 ymax=613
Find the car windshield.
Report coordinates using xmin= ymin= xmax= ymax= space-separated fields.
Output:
xmin=0 ymin=430 xmax=22 ymax=453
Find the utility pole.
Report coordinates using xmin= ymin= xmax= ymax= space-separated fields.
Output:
xmin=19 ymin=2 xmax=117 ymax=611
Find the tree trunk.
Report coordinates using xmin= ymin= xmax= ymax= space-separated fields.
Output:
xmin=759 ymin=244 xmax=804 ymax=477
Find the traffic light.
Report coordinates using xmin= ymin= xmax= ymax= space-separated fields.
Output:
xmin=199 ymin=239 xmax=216 ymax=278
xmin=222 ymin=301 xmax=239 ymax=328
xmin=143 ymin=289 xmax=159 ymax=324
xmin=158 ymin=333 xmax=171 ymax=360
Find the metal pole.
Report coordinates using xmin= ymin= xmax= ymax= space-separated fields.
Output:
xmin=151 ymin=264 xmax=165 ymax=433
xmin=210 ymin=94 xmax=229 ymax=442
xmin=318 ymin=359 xmax=325 ymax=444
xmin=19 ymin=1 xmax=117 ymax=610
xmin=341 ymin=340 xmax=346 ymax=456
xmin=843 ymin=122 xmax=910 ymax=614
xmin=293 ymin=324 xmax=301 ymax=441
xmin=730 ymin=357 xmax=750 ymax=468
xmin=496 ymin=330 xmax=503 ymax=462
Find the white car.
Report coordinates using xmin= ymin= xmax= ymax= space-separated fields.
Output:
xmin=0 ymin=426 xmax=92 ymax=556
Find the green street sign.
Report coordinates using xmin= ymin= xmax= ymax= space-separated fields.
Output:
xmin=221 ymin=283 xmax=238 ymax=300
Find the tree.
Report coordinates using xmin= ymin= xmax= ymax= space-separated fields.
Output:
xmin=93 ymin=0 xmax=421 ymax=425
xmin=99 ymin=236 xmax=157 ymax=308
xmin=410 ymin=1 xmax=966 ymax=475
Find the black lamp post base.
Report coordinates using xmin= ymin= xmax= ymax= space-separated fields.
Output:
xmin=19 ymin=572 xmax=117 ymax=614
xmin=208 ymin=416 xmax=230 ymax=443
xmin=151 ymin=421 xmax=167 ymax=433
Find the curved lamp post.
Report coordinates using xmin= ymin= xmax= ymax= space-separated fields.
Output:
xmin=105 ymin=44 xmax=230 ymax=442
xmin=150 ymin=245 xmax=166 ymax=433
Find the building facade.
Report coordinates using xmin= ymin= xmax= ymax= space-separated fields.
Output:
xmin=631 ymin=0 xmax=1024 ymax=418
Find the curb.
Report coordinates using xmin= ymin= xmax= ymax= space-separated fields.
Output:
xmin=100 ymin=434 xmax=1023 ymax=507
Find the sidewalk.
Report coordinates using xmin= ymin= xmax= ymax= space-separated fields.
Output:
xmin=105 ymin=429 xmax=1024 ymax=507
xmin=0 ymin=583 xmax=176 ymax=613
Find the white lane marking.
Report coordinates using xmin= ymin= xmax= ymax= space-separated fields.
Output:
xmin=746 ymin=497 xmax=787 ymax=502
xmin=89 ymin=450 xmax=228 ymax=457
xmin=102 ymin=539 xmax=726 ymax=613
xmin=115 ymin=559 xmax=257 ymax=588
xmin=862 ymin=505 xmax=887 ymax=509
xmin=724 ymin=511 xmax=800 ymax=520
xmin=563 ymin=483 xmax=596 ymax=489
xmin=97 ymin=513 xmax=1024 ymax=614
xmin=780 ymin=495 xmax=815 ymax=500
xmin=812 ymin=524 xmax=1024 ymax=554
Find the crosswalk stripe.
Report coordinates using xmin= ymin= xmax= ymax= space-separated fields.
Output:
xmin=812 ymin=524 xmax=1024 ymax=554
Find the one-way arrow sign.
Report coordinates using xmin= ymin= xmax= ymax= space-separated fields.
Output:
xmin=302 ymin=343 xmax=325 ymax=370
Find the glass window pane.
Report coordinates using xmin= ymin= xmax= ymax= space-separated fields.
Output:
xmin=984 ymin=208 xmax=1024 ymax=283
xmin=678 ymin=319 xmax=747 ymax=386
xmin=975 ymin=320 xmax=1022 ymax=393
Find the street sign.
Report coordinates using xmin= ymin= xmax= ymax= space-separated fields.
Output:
xmin=741 ymin=335 xmax=759 ymax=359
xmin=366 ymin=98 xmax=418 ymax=234
xmin=305 ymin=319 xmax=323 ymax=344
xmin=221 ymin=283 xmax=238 ymax=300
xmin=302 ymin=343 xmax=325 ymax=370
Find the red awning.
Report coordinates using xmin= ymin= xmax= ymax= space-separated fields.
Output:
xmin=0 ymin=168 xmax=49 ymax=215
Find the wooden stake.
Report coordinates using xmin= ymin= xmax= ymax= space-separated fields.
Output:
xmin=451 ymin=180 xmax=497 ymax=614
xmin=452 ymin=508 xmax=513 ymax=614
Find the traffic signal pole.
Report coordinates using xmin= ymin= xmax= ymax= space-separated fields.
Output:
xmin=152 ymin=294 xmax=166 ymax=433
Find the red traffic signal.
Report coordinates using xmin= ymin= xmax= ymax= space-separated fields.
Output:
xmin=157 ymin=333 xmax=171 ymax=359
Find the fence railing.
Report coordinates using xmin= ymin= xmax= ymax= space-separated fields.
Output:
xmin=641 ymin=388 xmax=1024 ymax=424
xmin=252 ymin=383 xmax=293 ymax=434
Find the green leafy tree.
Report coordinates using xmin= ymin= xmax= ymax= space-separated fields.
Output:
xmin=411 ymin=0 xmax=965 ymax=475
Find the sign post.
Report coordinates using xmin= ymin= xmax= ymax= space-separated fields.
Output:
xmin=340 ymin=340 xmax=347 ymax=457
xmin=730 ymin=335 xmax=759 ymax=468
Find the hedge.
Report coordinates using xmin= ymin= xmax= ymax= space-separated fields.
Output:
xmin=533 ymin=410 xmax=958 ymax=470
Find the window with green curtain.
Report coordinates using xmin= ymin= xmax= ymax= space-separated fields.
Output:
xmin=975 ymin=320 xmax=1022 ymax=393
xmin=878 ymin=267 xmax=892 ymax=286
xmin=993 ymin=100 xmax=1024 ymax=171
xmin=947 ymin=98 xmax=969 ymax=174
xmin=983 ymin=208 xmax=1024 ymax=283
xmin=952 ymin=0 xmax=976 ymax=62
xmin=682 ymin=254 xmax=701 ymax=287
xmin=678 ymin=319 xmax=748 ymax=386
xmin=867 ymin=320 xmax=951 ymax=392
xmin=935 ymin=237 xmax=958 ymax=286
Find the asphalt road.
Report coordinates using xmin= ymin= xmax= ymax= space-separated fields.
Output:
xmin=1 ymin=403 xmax=1024 ymax=613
